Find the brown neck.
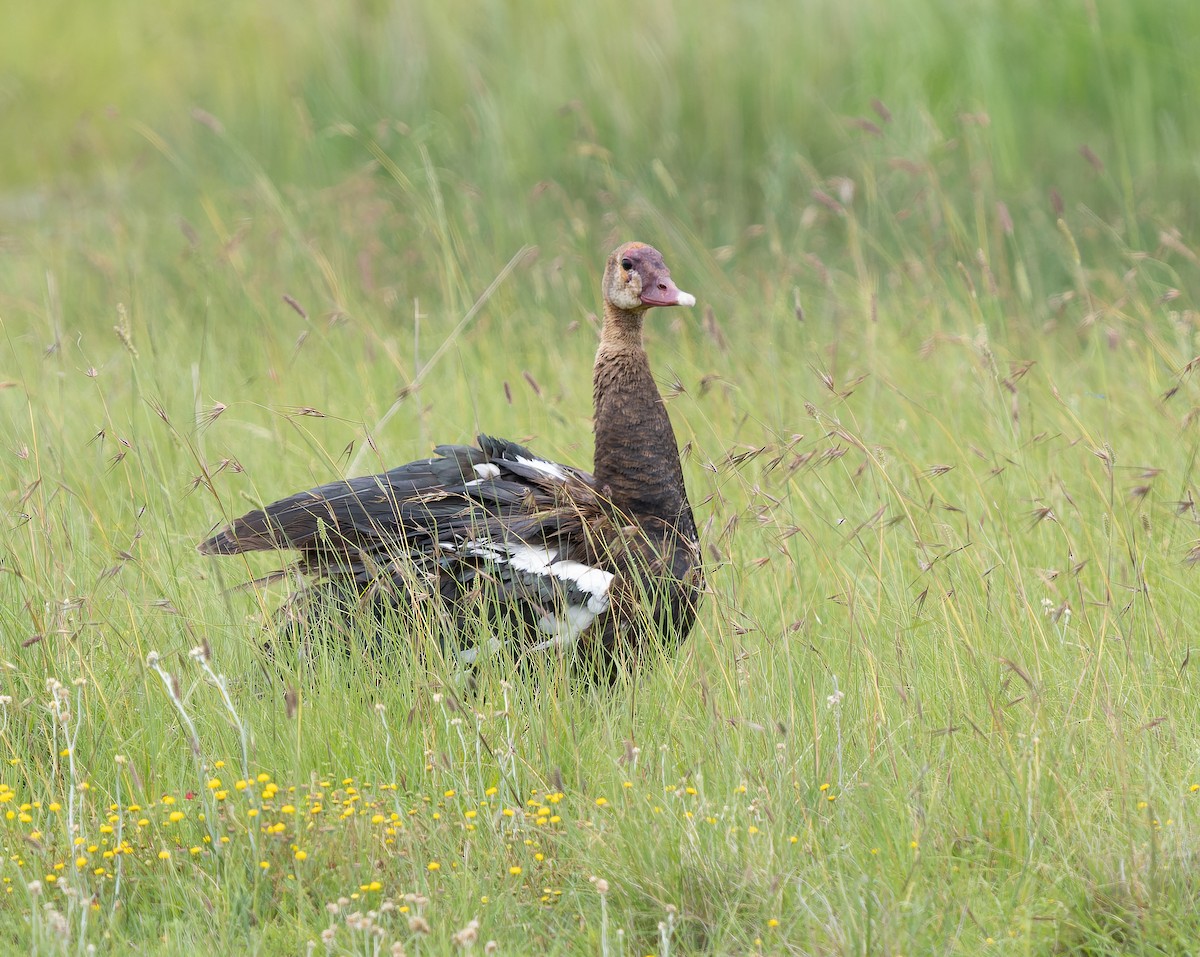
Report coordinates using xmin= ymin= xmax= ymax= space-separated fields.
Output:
xmin=592 ymin=303 xmax=694 ymax=532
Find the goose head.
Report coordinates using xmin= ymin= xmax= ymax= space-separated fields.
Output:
xmin=602 ymin=242 xmax=696 ymax=314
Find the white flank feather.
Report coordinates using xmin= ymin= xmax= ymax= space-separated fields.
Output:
xmin=514 ymin=455 xmax=568 ymax=481
xmin=530 ymin=604 xmax=599 ymax=652
xmin=445 ymin=539 xmax=613 ymax=612
xmin=540 ymin=559 xmax=614 ymax=612
xmin=506 ymin=543 xmax=559 ymax=573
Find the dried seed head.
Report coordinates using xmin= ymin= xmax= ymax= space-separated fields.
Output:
xmin=114 ymin=303 xmax=138 ymax=358
xmin=452 ymin=918 xmax=480 ymax=948
xmin=45 ymin=907 xmax=69 ymax=938
xmin=408 ymin=916 xmax=431 ymax=935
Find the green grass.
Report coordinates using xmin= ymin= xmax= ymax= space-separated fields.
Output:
xmin=3 ymin=0 xmax=1200 ymax=953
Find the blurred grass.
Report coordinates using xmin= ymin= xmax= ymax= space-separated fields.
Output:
xmin=5 ymin=0 xmax=1200 ymax=234
xmin=2 ymin=0 xmax=1200 ymax=954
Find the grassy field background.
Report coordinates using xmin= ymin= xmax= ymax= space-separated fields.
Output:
xmin=3 ymin=0 xmax=1200 ymax=953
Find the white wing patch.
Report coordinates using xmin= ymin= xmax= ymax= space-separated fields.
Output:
xmin=514 ymin=455 xmax=568 ymax=482
xmin=505 ymin=542 xmax=559 ymax=574
xmin=540 ymin=560 xmax=613 ymax=613
xmin=530 ymin=604 xmax=599 ymax=653
xmin=504 ymin=544 xmax=613 ymax=610
xmin=440 ymin=537 xmax=614 ymax=642
xmin=472 ymin=463 xmax=501 ymax=479
xmin=453 ymin=540 xmax=509 ymax=563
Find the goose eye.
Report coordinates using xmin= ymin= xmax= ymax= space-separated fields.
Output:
xmin=620 ymin=258 xmax=634 ymax=272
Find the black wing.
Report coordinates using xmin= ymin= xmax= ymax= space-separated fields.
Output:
xmin=198 ymin=434 xmax=593 ymax=558
xmin=200 ymin=435 xmax=620 ymax=650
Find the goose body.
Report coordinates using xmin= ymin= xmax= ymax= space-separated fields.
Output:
xmin=199 ymin=243 xmax=704 ymax=670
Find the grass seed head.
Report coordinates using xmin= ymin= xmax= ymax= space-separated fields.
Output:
xmin=409 ymin=916 xmax=431 ymax=935
xmin=452 ymin=918 xmax=480 ymax=948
